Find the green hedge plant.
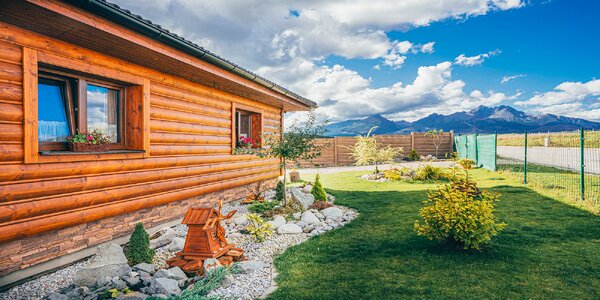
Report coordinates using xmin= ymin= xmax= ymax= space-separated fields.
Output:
xmin=126 ymin=223 xmax=155 ymax=265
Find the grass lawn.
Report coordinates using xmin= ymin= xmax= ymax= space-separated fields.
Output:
xmin=268 ymin=169 xmax=600 ymax=299
xmin=498 ymin=163 xmax=600 ymax=213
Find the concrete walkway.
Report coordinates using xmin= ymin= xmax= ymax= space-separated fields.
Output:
xmin=298 ymin=161 xmax=454 ymax=174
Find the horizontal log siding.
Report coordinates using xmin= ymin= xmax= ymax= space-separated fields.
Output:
xmin=300 ymin=133 xmax=453 ymax=166
xmin=0 ymin=24 xmax=283 ymax=275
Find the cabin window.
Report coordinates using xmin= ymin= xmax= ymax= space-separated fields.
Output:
xmin=235 ymin=109 xmax=262 ymax=149
xmin=37 ymin=69 xmax=125 ymax=151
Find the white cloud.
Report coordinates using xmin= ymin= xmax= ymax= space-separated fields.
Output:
xmin=515 ymin=79 xmax=600 ymax=106
xmin=454 ymin=49 xmax=501 ymax=66
xmin=112 ymin=0 xmax=525 ymax=122
xmin=514 ymin=79 xmax=600 ymax=121
xmin=501 ymin=74 xmax=526 ymax=83
xmin=262 ymin=59 xmax=518 ymax=122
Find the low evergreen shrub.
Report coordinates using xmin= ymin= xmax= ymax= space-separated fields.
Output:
xmin=275 ymin=180 xmax=285 ymax=202
xmin=126 ymin=223 xmax=155 ymax=265
xmin=248 ymin=201 xmax=277 ymax=214
xmin=414 ymin=171 xmax=506 ymax=250
xmin=408 ymin=149 xmax=420 ymax=161
xmin=311 ymin=174 xmax=328 ymax=201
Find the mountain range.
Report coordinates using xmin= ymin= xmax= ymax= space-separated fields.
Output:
xmin=324 ymin=105 xmax=600 ymax=136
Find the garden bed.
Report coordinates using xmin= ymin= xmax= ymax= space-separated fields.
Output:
xmin=0 ymin=190 xmax=357 ymax=300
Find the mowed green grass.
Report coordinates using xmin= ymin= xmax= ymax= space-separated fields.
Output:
xmin=268 ymin=169 xmax=600 ymax=300
xmin=498 ymin=163 xmax=600 ymax=213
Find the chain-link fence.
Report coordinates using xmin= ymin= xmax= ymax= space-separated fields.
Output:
xmin=496 ymin=129 xmax=599 ymax=211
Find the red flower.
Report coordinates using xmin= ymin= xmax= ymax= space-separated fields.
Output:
xmin=87 ymin=135 xmax=93 ymax=141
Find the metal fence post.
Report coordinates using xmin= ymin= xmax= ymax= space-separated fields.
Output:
xmin=524 ymin=130 xmax=528 ymax=184
xmin=580 ymin=127 xmax=585 ymax=201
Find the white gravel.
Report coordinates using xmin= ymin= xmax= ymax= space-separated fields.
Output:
xmin=0 ymin=261 xmax=87 ymax=300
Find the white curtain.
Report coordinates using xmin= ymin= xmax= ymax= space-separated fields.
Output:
xmin=38 ymin=120 xmax=70 ymax=142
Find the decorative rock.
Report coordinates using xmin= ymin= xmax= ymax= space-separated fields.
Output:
xmin=74 ymin=243 xmax=131 ymax=287
xmin=267 ymin=215 xmax=286 ymax=229
xmin=300 ymin=211 xmax=320 ymax=225
xmin=290 ymin=187 xmax=315 ymax=210
xmin=203 ymin=258 xmax=222 ymax=273
xmin=321 ymin=207 xmax=343 ymax=219
xmin=315 ymin=212 xmax=325 ymax=220
xmin=293 ymin=212 xmax=301 ymax=220
xmin=167 ymin=237 xmax=185 ymax=252
xmin=127 ymin=277 xmax=144 ymax=290
xmin=153 ymin=267 xmax=188 ymax=281
xmin=115 ymin=279 xmax=127 ymax=290
xmin=150 ymin=227 xmax=176 ymax=249
xmin=296 ymin=220 xmax=307 ymax=228
xmin=235 ymin=261 xmax=266 ymax=273
xmin=233 ymin=215 xmax=249 ymax=225
xmin=47 ymin=293 xmax=68 ymax=300
xmin=302 ymin=184 xmax=313 ymax=194
xmin=277 ymin=224 xmax=303 ymax=234
xmin=96 ymin=276 xmax=112 ymax=287
xmin=149 ymin=278 xmax=181 ymax=296
xmin=133 ymin=263 xmax=156 ymax=275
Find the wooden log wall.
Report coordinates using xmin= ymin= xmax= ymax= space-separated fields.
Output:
xmin=299 ymin=132 xmax=454 ymax=166
xmin=0 ymin=22 xmax=283 ymax=253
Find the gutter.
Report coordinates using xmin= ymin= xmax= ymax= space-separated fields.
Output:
xmin=68 ymin=0 xmax=317 ymax=108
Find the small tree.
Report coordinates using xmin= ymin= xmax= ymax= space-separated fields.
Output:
xmin=126 ymin=223 xmax=154 ymax=265
xmin=351 ymin=126 xmax=403 ymax=174
xmin=258 ymin=111 xmax=326 ymax=205
xmin=425 ymin=129 xmax=444 ymax=158
xmin=311 ymin=174 xmax=327 ymax=201
xmin=274 ymin=180 xmax=285 ymax=202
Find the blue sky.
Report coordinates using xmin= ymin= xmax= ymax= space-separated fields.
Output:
xmin=115 ymin=0 xmax=600 ymax=122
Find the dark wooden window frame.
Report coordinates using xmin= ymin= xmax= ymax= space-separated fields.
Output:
xmin=233 ymin=105 xmax=263 ymax=150
xmin=38 ymin=68 xmax=127 ymax=152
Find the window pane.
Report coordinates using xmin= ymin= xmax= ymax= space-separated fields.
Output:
xmin=87 ymin=84 xmax=120 ymax=143
xmin=239 ymin=113 xmax=251 ymax=139
xmin=38 ymin=80 xmax=70 ymax=142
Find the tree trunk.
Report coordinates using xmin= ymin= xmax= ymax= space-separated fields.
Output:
xmin=282 ymin=157 xmax=287 ymax=206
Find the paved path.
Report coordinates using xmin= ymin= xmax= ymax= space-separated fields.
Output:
xmin=298 ymin=161 xmax=453 ymax=174
xmin=498 ymin=146 xmax=600 ymax=174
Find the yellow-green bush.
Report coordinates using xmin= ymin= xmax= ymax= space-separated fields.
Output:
xmin=384 ymin=167 xmax=413 ymax=180
xmin=413 ymin=165 xmax=446 ymax=181
xmin=245 ymin=213 xmax=273 ymax=242
xmin=414 ymin=177 xmax=506 ymax=250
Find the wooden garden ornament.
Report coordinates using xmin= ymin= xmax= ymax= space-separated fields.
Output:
xmin=167 ymin=201 xmax=246 ymax=275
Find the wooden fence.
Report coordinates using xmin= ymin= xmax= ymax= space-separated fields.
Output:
xmin=299 ymin=132 xmax=454 ymax=167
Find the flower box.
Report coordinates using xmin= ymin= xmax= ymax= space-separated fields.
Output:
xmin=69 ymin=142 xmax=110 ymax=152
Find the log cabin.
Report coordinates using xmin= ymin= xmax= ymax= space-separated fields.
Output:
xmin=0 ymin=0 xmax=316 ymax=287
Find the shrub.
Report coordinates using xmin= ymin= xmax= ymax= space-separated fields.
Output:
xmin=351 ymin=126 xmax=403 ymax=174
xmin=412 ymin=165 xmax=445 ymax=181
xmin=414 ymin=175 xmax=506 ymax=250
xmin=248 ymin=201 xmax=277 ymax=214
xmin=383 ymin=168 xmax=403 ymax=180
xmin=126 ymin=223 xmax=155 ymax=265
xmin=311 ymin=174 xmax=328 ymax=201
xmin=310 ymin=200 xmax=334 ymax=210
xmin=458 ymin=158 xmax=476 ymax=170
xmin=408 ymin=149 xmax=420 ymax=161
xmin=176 ymin=265 xmax=232 ymax=300
xmin=275 ymin=180 xmax=285 ymax=202
xmin=245 ymin=213 xmax=273 ymax=242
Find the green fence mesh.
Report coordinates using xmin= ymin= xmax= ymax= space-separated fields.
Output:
xmin=496 ymin=129 xmax=599 ymax=212
xmin=454 ymin=133 xmax=497 ymax=171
